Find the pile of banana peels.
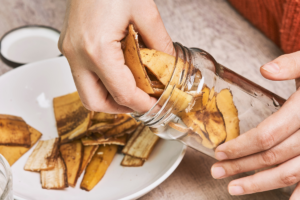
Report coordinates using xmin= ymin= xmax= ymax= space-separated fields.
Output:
xmin=0 ymin=24 xmax=240 ymax=193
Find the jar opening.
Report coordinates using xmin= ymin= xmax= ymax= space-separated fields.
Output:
xmin=132 ymin=43 xmax=197 ymax=127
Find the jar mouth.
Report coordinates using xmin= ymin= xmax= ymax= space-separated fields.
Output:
xmin=132 ymin=42 xmax=194 ymax=127
xmin=0 ymin=154 xmax=12 ymax=199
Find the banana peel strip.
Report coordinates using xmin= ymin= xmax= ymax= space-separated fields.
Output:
xmin=121 ymin=155 xmax=144 ymax=167
xmin=81 ymin=135 xmax=127 ymax=146
xmin=216 ymin=89 xmax=240 ymax=142
xmin=60 ymin=140 xmax=83 ymax=187
xmin=79 ymin=145 xmax=99 ymax=177
xmin=24 ymin=138 xmax=59 ymax=171
xmin=0 ymin=114 xmax=31 ymax=147
xmin=123 ymin=126 xmax=159 ymax=160
xmin=40 ymin=154 xmax=68 ymax=189
xmin=92 ymin=112 xmax=116 ymax=123
xmin=0 ymin=125 xmax=42 ymax=166
xmin=60 ymin=112 xmax=91 ymax=144
xmin=123 ymin=25 xmax=154 ymax=94
xmin=89 ymin=114 xmax=132 ymax=132
xmin=80 ymin=145 xmax=118 ymax=191
xmin=103 ymin=118 xmax=137 ymax=138
xmin=53 ymin=92 xmax=91 ymax=137
xmin=122 ymin=124 xmax=144 ymax=154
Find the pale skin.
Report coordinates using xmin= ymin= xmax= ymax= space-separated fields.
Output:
xmin=59 ymin=0 xmax=300 ymax=198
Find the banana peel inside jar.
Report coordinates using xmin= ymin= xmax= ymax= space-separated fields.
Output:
xmin=122 ymin=24 xmax=193 ymax=114
xmin=122 ymin=24 xmax=240 ymax=149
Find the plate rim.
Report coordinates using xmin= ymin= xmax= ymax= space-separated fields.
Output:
xmin=0 ymin=57 xmax=187 ymax=200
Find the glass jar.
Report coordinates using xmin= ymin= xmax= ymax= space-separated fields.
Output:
xmin=132 ymin=42 xmax=285 ymax=158
xmin=0 ymin=154 xmax=12 ymax=200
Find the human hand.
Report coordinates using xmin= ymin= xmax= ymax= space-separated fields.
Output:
xmin=58 ymin=0 xmax=174 ymax=113
xmin=211 ymin=51 xmax=300 ymax=199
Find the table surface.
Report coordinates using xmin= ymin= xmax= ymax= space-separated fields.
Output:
xmin=0 ymin=0 xmax=295 ymax=199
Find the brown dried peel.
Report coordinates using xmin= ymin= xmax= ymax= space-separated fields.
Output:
xmin=0 ymin=114 xmax=31 ymax=147
xmin=24 ymin=138 xmax=59 ymax=171
xmin=60 ymin=140 xmax=83 ymax=187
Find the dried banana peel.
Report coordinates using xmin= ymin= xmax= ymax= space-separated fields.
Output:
xmin=121 ymin=155 xmax=144 ymax=167
xmin=82 ymin=135 xmax=127 ymax=146
xmin=0 ymin=125 xmax=42 ymax=166
xmin=151 ymin=81 xmax=165 ymax=89
xmin=140 ymin=48 xmax=185 ymax=86
xmin=208 ymin=87 xmax=215 ymax=101
xmin=24 ymin=138 xmax=59 ymax=171
xmin=190 ymin=85 xmax=210 ymax=112
xmin=103 ymin=118 xmax=137 ymax=138
xmin=60 ymin=140 xmax=83 ymax=187
xmin=124 ymin=126 xmax=159 ymax=160
xmin=151 ymin=88 xmax=164 ymax=98
xmin=0 ymin=114 xmax=31 ymax=147
xmin=80 ymin=145 xmax=118 ymax=191
xmin=202 ymin=86 xmax=210 ymax=107
xmin=157 ymin=85 xmax=193 ymax=116
xmin=92 ymin=112 xmax=116 ymax=123
xmin=181 ymin=111 xmax=214 ymax=149
xmin=122 ymin=124 xmax=144 ymax=154
xmin=53 ymin=92 xmax=91 ymax=142
xmin=89 ymin=114 xmax=132 ymax=132
xmin=204 ymin=95 xmax=227 ymax=147
xmin=168 ymin=121 xmax=190 ymax=133
xmin=216 ymin=89 xmax=240 ymax=142
xmin=88 ymin=122 xmax=116 ymax=133
xmin=79 ymin=145 xmax=98 ymax=177
xmin=40 ymin=155 xmax=68 ymax=189
xmin=123 ymin=24 xmax=154 ymax=94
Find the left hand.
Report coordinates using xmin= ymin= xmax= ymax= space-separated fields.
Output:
xmin=211 ymin=51 xmax=300 ymax=199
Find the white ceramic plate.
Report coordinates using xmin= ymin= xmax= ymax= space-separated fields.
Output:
xmin=0 ymin=57 xmax=186 ymax=200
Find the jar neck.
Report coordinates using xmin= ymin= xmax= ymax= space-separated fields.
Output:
xmin=132 ymin=42 xmax=218 ymax=127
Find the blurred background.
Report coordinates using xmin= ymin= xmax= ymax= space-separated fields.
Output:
xmin=0 ymin=0 xmax=293 ymax=199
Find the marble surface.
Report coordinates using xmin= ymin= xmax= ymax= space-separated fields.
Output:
xmin=0 ymin=0 xmax=294 ymax=199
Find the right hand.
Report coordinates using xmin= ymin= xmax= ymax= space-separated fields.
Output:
xmin=58 ymin=0 xmax=174 ymax=113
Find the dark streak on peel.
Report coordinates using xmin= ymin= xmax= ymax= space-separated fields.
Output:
xmin=57 ymin=106 xmax=89 ymax=136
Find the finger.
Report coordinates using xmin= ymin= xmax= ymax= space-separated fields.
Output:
xmin=290 ymin=182 xmax=300 ymax=200
xmin=132 ymin=0 xmax=175 ymax=56
xmin=215 ymin=90 xmax=300 ymax=160
xmin=227 ymin=155 xmax=300 ymax=195
xmin=90 ymin=40 xmax=157 ymax=113
xmin=211 ymin=129 xmax=300 ymax=179
xmin=66 ymin=57 xmax=132 ymax=113
xmin=260 ymin=51 xmax=300 ymax=81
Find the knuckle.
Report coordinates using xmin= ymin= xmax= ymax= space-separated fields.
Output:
xmin=260 ymin=150 xmax=277 ymax=166
xmin=81 ymin=98 xmax=106 ymax=113
xmin=113 ymin=94 xmax=133 ymax=107
xmin=230 ymin=161 xmax=242 ymax=174
xmin=60 ymin=38 xmax=74 ymax=57
xmin=248 ymin=181 xmax=261 ymax=193
xmin=258 ymin=132 xmax=275 ymax=150
xmin=280 ymin=172 xmax=299 ymax=186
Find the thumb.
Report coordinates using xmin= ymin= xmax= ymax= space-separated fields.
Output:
xmin=260 ymin=51 xmax=300 ymax=81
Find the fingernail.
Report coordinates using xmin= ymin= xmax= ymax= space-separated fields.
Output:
xmin=211 ymin=166 xmax=226 ymax=179
xmin=229 ymin=186 xmax=244 ymax=195
xmin=262 ymin=62 xmax=280 ymax=74
xmin=215 ymin=152 xmax=228 ymax=160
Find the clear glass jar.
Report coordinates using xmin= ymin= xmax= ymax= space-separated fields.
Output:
xmin=132 ymin=43 xmax=285 ymax=158
xmin=0 ymin=154 xmax=13 ymax=200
